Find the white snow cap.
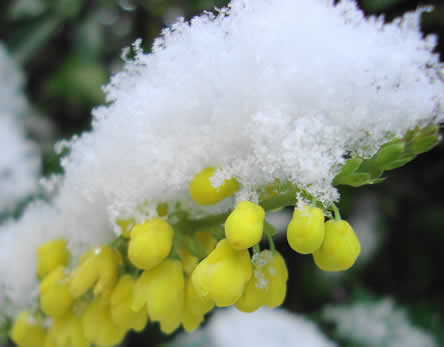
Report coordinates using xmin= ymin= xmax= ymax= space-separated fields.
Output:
xmin=0 ymin=44 xmax=39 ymax=213
xmin=1 ymin=0 xmax=443 ymax=317
xmin=323 ymin=298 xmax=437 ymax=347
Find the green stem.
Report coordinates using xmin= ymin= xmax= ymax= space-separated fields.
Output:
xmin=168 ymin=231 xmax=182 ymax=260
xmin=186 ymin=211 xmax=230 ymax=231
xmin=330 ymin=204 xmax=341 ymax=220
xmin=259 ymin=186 xmax=299 ymax=211
xmin=184 ymin=183 xmax=299 ymax=232
xmin=263 ymin=222 xmax=277 ymax=253
xmin=266 ymin=232 xmax=276 ymax=253
xmin=183 ymin=234 xmax=208 ymax=261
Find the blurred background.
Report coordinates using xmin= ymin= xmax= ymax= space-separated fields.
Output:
xmin=0 ymin=0 xmax=443 ymax=346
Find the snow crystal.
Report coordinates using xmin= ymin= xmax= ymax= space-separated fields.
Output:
xmin=323 ymin=298 xmax=437 ymax=347
xmin=1 ymin=0 xmax=443 ymax=316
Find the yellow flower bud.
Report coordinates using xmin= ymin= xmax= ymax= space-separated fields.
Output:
xmin=69 ymin=317 xmax=89 ymax=347
xmin=235 ymin=250 xmax=288 ymax=312
xmin=182 ymin=309 xmax=203 ymax=333
xmin=110 ymin=275 xmax=149 ymax=332
xmin=178 ymin=241 xmax=199 ymax=275
xmin=192 ymin=239 xmax=252 ymax=307
xmin=48 ymin=313 xmax=89 ymax=347
xmin=264 ymin=251 xmax=288 ymax=308
xmin=225 ymin=201 xmax=265 ymax=250
xmin=132 ymin=259 xmax=184 ymax=323
xmin=185 ymin=275 xmax=214 ymax=316
xmin=70 ymin=246 xmax=121 ymax=298
xmin=313 ymin=219 xmax=361 ymax=271
xmin=189 ymin=167 xmax=239 ymax=205
xmin=10 ymin=311 xmax=46 ymax=347
xmin=180 ymin=276 xmax=214 ymax=332
xmin=82 ymin=299 xmax=127 ymax=347
xmin=234 ymin=274 xmax=267 ymax=313
xmin=287 ymin=206 xmax=325 ymax=254
xmin=160 ymin=314 xmax=182 ymax=334
xmin=179 ymin=231 xmax=217 ymax=275
xmin=37 ymin=239 xmax=70 ymax=279
xmin=40 ymin=266 xmax=73 ymax=317
xmin=128 ymin=218 xmax=174 ymax=270
xmin=131 ymin=271 xmax=151 ymax=313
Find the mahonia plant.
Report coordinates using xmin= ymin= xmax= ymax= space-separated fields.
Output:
xmin=1 ymin=0 xmax=443 ymax=346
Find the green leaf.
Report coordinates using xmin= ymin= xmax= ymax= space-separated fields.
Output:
xmin=383 ymin=155 xmax=415 ymax=170
xmin=337 ymin=158 xmax=363 ymax=176
xmin=334 ymin=173 xmax=372 ymax=187
xmin=206 ymin=226 xmax=225 ymax=241
xmin=373 ymin=143 xmax=406 ymax=170
xmin=406 ymin=135 xmax=440 ymax=155
xmin=356 ymin=158 xmax=384 ymax=179
xmin=333 ymin=125 xmax=440 ymax=188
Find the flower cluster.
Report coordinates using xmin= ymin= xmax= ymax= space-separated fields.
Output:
xmin=9 ymin=166 xmax=364 ymax=346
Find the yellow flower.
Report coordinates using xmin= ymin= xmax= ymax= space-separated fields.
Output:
xmin=159 ymin=314 xmax=182 ymax=335
xmin=128 ymin=218 xmax=174 ymax=270
xmin=179 ymin=231 xmax=217 ymax=275
xmin=132 ymin=259 xmax=184 ymax=324
xmin=189 ymin=167 xmax=239 ymax=205
xmin=235 ymin=250 xmax=288 ymax=312
xmin=110 ymin=275 xmax=149 ymax=332
xmin=313 ymin=219 xmax=361 ymax=271
xmin=181 ymin=309 xmax=202 ymax=333
xmin=225 ymin=201 xmax=265 ymax=250
xmin=234 ymin=272 xmax=267 ymax=313
xmin=182 ymin=276 xmax=214 ymax=332
xmin=40 ymin=266 xmax=73 ymax=317
xmin=82 ymin=298 xmax=127 ymax=347
xmin=69 ymin=246 xmax=121 ymax=298
xmin=264 ymin=251 xmax=288 ymax=308
xmin=192 ymin=239 xmax=252 ymax=307
xmin=287 ymin=206 xmax=325 ymax=254
xmin=37 ymin=239 xmax=70 ymax=279
xmin=46 ymin=312 xmax=89 ymax=347
xmin=10 ymin=311 xmax=46 ymax=347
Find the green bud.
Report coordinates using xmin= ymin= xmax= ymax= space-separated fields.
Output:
xmin=333 ymin=172 xmax=372 ymax=187
xmin=356 ymin=158 xmax=383 ymax=179
xmin=406 ymin=135 xmax=440 ymax=155
xmin=333 ymin=159 xmax=362 ymax=186
xmin=373 ymin=143 xmax=406 ymax=170
xmin=336 ymin=158 xmax=362 ymax=176
xmin=418 ymin=124 xmax=439 ymax=137
xmin=384 ymin=154 xmax=416 ymax=170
